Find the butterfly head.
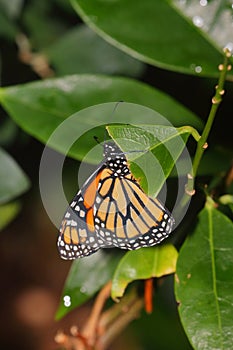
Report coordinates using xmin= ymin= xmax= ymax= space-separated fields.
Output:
xmin=103 ymin=141 xmax=130 ymax=177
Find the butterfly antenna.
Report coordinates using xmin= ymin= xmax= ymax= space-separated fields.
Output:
xmin=94 ymin=101 xmax=123 ymax=146
xmin=104 ymin=100 xmax=124 ymax=144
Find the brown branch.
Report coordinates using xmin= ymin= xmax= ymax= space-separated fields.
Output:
xmin=55 ymin=284 xmax=144 ymax=350
xmin=55 ymin=330 xmax=80 ymax=350
xmin=16 ymin=33 xmax=54 ymax=79
xmin=80 ymin=281 xmax=112 ymax=348
xmin=97 ymin=293 xmax=144 ymax=350
xmin=98 ymin=287 xmax=141 ymax=331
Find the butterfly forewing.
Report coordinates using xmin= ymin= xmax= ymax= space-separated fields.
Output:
xmin=57 ymin=141 xmax=175 ymax=259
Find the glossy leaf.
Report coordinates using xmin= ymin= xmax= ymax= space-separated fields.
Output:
xmin=22 ymin=0 xmax=67 ymax=49
xmin=0 ymin=0 xmax=23 ymax=18
xmin=107 ymin=124 xmax=193 ymax=195
xmin=0 ymin=147 xmax=30 ymax=204
xmin=175 ymin=199 xmax=233 ymax=350
xmin=0 ymin=6 xmax=18 ymax=39
xmin=71 ymin=0 xmax=230 ymax=77
xmin=219 ymin=195 xmax=233 ymax=214
xmin=46 ymin=24 xmax=144 ymax=77
xmin=112 ymin=244 xmax=178 ymax=300
xmin=0 ymin=117 xmax=18 ymax=147
xmin=0 ymin=75 xmax=202 ymax=161
xmin=0 ymin=201 xmax=21 ymax=230
xmin=56 ymin=250 xmax=123 ymax=319
xmin=174 ymin=0 xmax=233 ymax=53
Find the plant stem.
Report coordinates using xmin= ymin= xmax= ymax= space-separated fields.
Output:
xmin=178 ymin=49 xmax=231 ymax=216
xmin=192 ymin=49 xmax=231 ymax=178
xmin=186 ymin=49 xmax=232 ymax=195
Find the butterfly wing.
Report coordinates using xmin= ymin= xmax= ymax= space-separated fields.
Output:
xmin=94 ymin=172 xmax=175 ymax=250
xmin=57 ymin=165 xmax=108 ymax=260
xmin=57 ymin=140 xmax=175 ymax=260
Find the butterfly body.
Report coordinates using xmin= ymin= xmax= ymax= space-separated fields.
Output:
xmin=57 ymin=142 xmax=175 ymax=260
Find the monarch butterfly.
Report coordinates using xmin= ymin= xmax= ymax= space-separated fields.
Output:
xmin=57 ymin=141 xmax=175 ymax=259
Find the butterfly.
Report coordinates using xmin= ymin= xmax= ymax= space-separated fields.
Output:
xmin=57 ymin=141 xmax=175 ymax=259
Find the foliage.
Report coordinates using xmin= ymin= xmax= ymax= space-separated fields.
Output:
xmin=1 ymin=0 xmax=233 ymax=349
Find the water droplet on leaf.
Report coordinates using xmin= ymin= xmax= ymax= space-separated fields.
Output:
xmin=200 ymin=0 xmax=208 ymax=7
xmin=224 ymin=42 xmax=233 ymax=54
xmin=190 ymin=64 xmax=203 ymax=74
xmin=63 ymin=295 xmax=71 ymax=307
xmin=195 ymin=65 xmax=202 ymax=73
xmin=80 ymin=286 xmax=87 ymax=293
xmin=193 ymin=15 xmax=204 ymax=28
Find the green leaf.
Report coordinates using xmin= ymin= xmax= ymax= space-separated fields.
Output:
xmin=219 ymin=194 xmax=233 ymax=207
xmin=107 ymin=124 xmax=193 ymax=195
xmin=46 ymin=24 xmax=144 ymax=77
xmin=112 ymin=244 xmax=178 ymax=300
xmin=56 ymin=250 xmax=123 ymax=320
xmin=22 ymin=0 xmax=68 ymax=49
xmin=174 ymin=0 xmax=233 ymax=54
xmin=71 ymin=0 xmax=229 ymax=77
xmin=0 ymin=147 xmax=30 ymax=204
xmin=0 ymin=118 xmax=18 ymax=147
xmin=0 ymin=5 xmax=18 ymax=40
xmin=0 ymin=201 xmax=21 ymax=230
xmin=0 ymin=75 xmax=202 ymax=161
xmin=0 ymin=0 xmax=23 ymax=18
xmin=175 ymin=198 xmax=233 ymax=350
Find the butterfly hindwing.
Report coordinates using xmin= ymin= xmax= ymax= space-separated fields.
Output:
xmin=57 ymin=166 xmax=105 ymax=259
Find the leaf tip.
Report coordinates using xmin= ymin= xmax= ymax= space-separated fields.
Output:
xmin=111 ymin=295 xmax=121 ymax=303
